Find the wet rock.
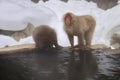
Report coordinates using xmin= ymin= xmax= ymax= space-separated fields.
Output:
xmin=31 ymin=0 xmax=49 ymax=3
xmin=0 ymin=23 xmax=34 ymax=41
xmin=61 ymin=0 xmax=69 ymax=2
xmin=110 ymin=33 xmax=120 ymax=49
xmin=86 ymin=0 xmax=118 ymax=10
xmin=91 ymin=44 xmax=109 ymax=49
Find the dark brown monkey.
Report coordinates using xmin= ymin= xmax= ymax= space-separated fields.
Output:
xmin=32 ymin=25 xmax=60 ymax=50
xmin=63 ymin=12 xmax=96 ymax=50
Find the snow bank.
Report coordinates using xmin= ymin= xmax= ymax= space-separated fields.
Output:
xmin=98 ymin=4 xmax=120 ymax=45
xmin=103 ymin=4 xmax=120 ymax=37
xmin=0 ymin=35 xmax=18 ymax=47
xmin=0 ymin=0 xmax=57 ymax=30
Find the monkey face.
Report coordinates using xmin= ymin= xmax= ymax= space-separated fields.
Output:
xmin=64 ymin=14 xmax=72 ymax=25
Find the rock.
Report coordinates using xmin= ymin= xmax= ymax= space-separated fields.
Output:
xmin=0 ymin=22 xmax=34 ymax=41
xmin=61 ymin=0 xmax=68 ymax=2
xmin=110 ymin=33 xmax=120 ymax=49
xmin=0 ymin=44 xmax=35 ymax=53
xmin=11 ymin=32 xmax=26 ymax=41
xmin=111 ymin=43 xmax=120 ymax=49
xmin=31 ymin=0 xmax=49 ymax=3
xmin=0 ymin=44 xmax=110 ymax=54
xmin=86 ymin=0 xmax=118 ymax=10
xmin=91 ymin=44 xmax=109 ymax=49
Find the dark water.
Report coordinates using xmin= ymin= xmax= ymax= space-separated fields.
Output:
xmin=0 ymin=48 xmax=120 ymax=80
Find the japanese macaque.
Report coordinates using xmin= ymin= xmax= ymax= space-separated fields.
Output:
xmin=32 ymin=25 xmax=61 ymax=50
xmin=63 ymin=12 xmax=96 ymax=50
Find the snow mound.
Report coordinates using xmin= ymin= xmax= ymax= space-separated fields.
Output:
xmin=0 ymin=35 xmax=18 ymax=47
xmin=0 ymin=0 xmax=57 ymax=30
xmin=99 ymin=4 xmax=120 ymax=45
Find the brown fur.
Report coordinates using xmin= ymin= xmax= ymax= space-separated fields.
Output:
xmin=63 ymin=12 xmax=96 ymax=50
xmin=32 ymin=25 xmax=60 ymax=49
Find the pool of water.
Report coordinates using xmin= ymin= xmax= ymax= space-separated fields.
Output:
xmin=0 ymin=48 xmax=120 ymax=80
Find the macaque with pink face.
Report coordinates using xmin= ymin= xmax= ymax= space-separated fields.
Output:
xmin=32 ymin=25 xmax=60 ymax=49
xmin=63 ymin=12 xmax=96 ymax=50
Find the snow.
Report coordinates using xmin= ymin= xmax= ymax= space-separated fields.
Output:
xmin=0 ymin=35 xmax=18 ymax=47
xmin=0 ymin=0 xmax=120 ymax=48
xmin=100 ymin=4 xmax=120 ymax=41
xmin=0 ymin=0 xmax=56 ymax=30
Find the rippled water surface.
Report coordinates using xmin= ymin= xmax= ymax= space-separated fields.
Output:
xmin=0 ymin=48 xmax=120 ymax=80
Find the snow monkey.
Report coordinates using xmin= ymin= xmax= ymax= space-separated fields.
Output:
xmin=63 ymin=12 xmax=96 ymax=50
xmin=32 ymin=25 xmax=61 ymax=50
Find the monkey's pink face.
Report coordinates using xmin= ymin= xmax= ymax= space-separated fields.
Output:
xmin=64 ymin=14 xmax=72 ymax=25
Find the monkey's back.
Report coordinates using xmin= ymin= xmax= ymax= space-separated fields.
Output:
xmin=32 ymin=25 xmax=57 ymax=48
xmin=78 ymin=15 xmax=96 ymax=31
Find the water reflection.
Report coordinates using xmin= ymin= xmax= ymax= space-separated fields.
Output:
xmin=68 ymin=50 xmax=98 ymax=80
xmin=35 ymin=49 xmax=65 ymax=80
xmin=0 ymin=48 xmax=120 ymax=80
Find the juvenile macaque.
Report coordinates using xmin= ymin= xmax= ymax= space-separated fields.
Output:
xmin=32 ymin=25 xmax=60 ymax=50
xmin=63 ymin=12 xmax=96 ymax=50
